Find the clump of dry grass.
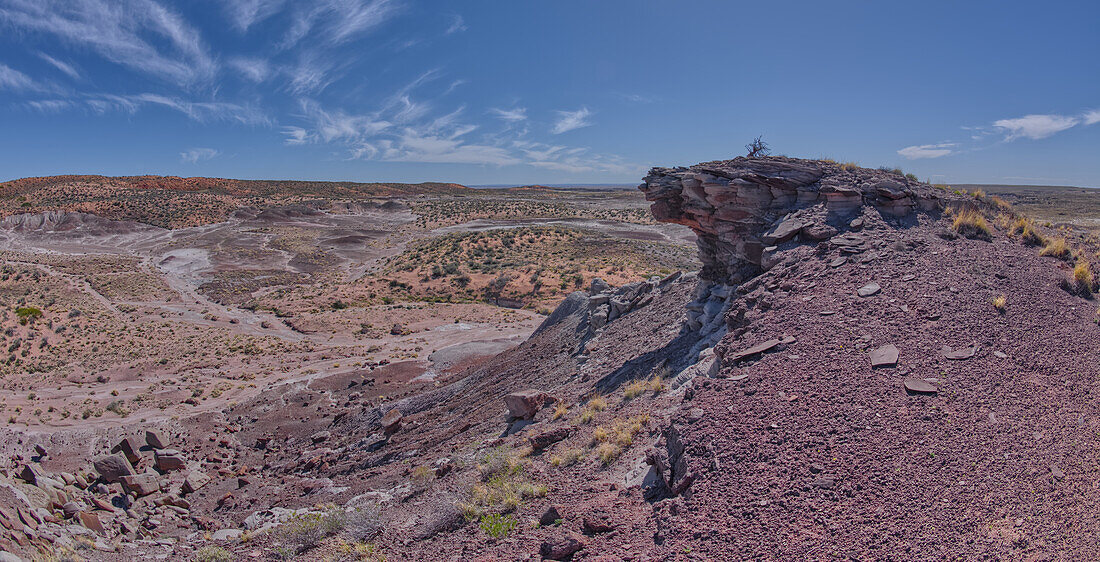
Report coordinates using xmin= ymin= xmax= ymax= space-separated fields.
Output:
xmin=991 ymin=294 xmax=1007 ymax=312
xmin=578 ymin=394 xmax=607 ymax=423
xmin=1074 ymin=260 xmax=1095 ymax=293
xmin=549 ymin=448 xmax=584 ymax=468
xmin=1039 ymin=237 xmax=1072 ymax=260
xmin=1010 ymin=217 xmax=1046 ymax=246
xmin=590 ymin=414 xmax=649 ymax=465
xmin=951 ymin=208 xmax=993 ymax=241
xmin=623 ymin=375 xmax=665 ymax=400
xmin=550 ymin=401 xmax=568 ymax=420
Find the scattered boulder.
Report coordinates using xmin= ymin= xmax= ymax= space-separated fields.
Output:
xmin=17 ymin=464 xmax=45 ymax=486
xmin=145 ymin=430 xmax=170 ymax=450
xmin=539 ymin=505 xmax=562 ymax=526
xmin=78 ymin=511 xmax=105 ymax=535
xmin=120 ymin=473 xmax=160 ymax=497
xmin=530 ymin=427 xmax=573 ymax=451
xmin=154 ymin=449 xmax=186 ymax=472
xmin=181 ymin=471 xmax=211 ymax=495
xmin=62 ymin=502 xmax=81 ymax=519
xmin=540 ymin=534 xmax=585 ymax=560
xmin=504 ymin=389 xmax=556 ymax=420
xmin=380 ymin=409 xmax=403 ymax=433
xmin=93 ymin=454 xmax=135 ymax=483
xmin=582 ymin=510 xmax=617 ymax=534
xmin=111 ymin=437 xmax=142 ymax=465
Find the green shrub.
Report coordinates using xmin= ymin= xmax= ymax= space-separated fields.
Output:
xmin=479 ymin=514 xmax=517 ymax=538
xmin=195 ymin=546 xmax=234 ymax=562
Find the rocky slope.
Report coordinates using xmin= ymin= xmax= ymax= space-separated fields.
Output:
xmin=3 ymin=157 xmax=1099 ymax=561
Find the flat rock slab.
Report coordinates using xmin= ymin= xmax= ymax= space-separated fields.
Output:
xmin=829 ymin=257 xmax=847 ymax=268
xmin=942 ymin=345 xmax=977 ymax=360
xmin=857 ymin=282 xmax=881 ymax=297
xmin=729 ymin=339 xmax=781 ymax=362
xmin=904 ymin=378 xmax=938 ymax=395
xmin=869 ymin=344 xmax=899 ymax=368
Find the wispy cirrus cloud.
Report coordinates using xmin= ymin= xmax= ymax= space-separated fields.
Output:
xmin=897 ymin=143 xmax=956 ymax=160
xmin=284 ymin=75 xmax=634 ymax=173
xmin=228 ymin=57 xmax=271 ymax=82
xmin=551 ymin=107 xmax=592 ymax=134
xmin=180 ymin=147 xmax=219 ymax=163
xmin=489 ymin=107 xmax=527 ymax=122
xmin=1082 ymin=109 xmax=1100 ymax=126
xmin=0 ymin=63 xmax=40 ymax=91
xmin=223 ymin=0 xmax=286 ymax=31
xmin=281 ymin=0 xmax=400 ymax=49
xmin=445 ymin=14 xmax=467 ymax=35
xmin=0 ymin=0 xmax=217 ymax=87
xmin=37 ymin=53 xmax=81 ymax=80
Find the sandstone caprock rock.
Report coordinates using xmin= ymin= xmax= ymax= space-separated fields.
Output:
xmin=639 ymin=157 xmax=947 ymax=283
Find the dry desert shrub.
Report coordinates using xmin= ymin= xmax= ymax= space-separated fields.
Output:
xmin=951 ymin=208 xmax=993 ymax=241
xmin=1040 ymin=238 xmax=1072 ymax=260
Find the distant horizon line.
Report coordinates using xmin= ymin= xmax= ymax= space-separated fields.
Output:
xmin=1 ymin=173 xmax=1096 ymax=191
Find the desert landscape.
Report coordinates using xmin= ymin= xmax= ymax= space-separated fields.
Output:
xmin=2 ymin=1 xmax=1098 ymax=560
xmin=3 ymin=157 xmax=1100 ymax=561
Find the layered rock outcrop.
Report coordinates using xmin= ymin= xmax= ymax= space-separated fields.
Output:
xmin=639 ymin=157 xmax=945 ymax=284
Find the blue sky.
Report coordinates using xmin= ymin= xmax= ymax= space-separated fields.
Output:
xmin=0 ymin=0 xmax=1097 ymax=186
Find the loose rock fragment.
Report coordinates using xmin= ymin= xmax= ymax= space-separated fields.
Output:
xmin=903 ymin=378 xmax=938 ymax=395
xmin=857 ymin=282 xmax=881 ymax=297
xmin=869 ymin=344 xmax=899 ymax=368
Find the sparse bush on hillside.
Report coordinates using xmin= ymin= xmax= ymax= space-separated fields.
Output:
xmin=195 ymin=546 xmax=234 ymax=562
xmin=344 ymin=504 xmax=383 ymax=541
xmin=479 ymin=513 xmax=517 ymax=538
xmin=1039 ymin=238 xmax=1072 ymax=260
xmin=1011 ymin=217 xmax=1046 ymax=246
xmin=278 ymin=507 xmax=346 ymax=551
xmin=590 ymin=414 xmax=649 ymax=465
xmin=951 ymin=209 xmax=993 ymax=241
xmin=1074 ymin=260 xmax=1095 ymax=293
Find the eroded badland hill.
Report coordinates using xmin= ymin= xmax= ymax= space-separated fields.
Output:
xmin=3 ymin=159 xmax=1100 ymax=560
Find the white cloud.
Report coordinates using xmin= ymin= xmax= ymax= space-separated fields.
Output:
xmin=285 ymin=76 xmax=633 ymax=172
xmin=37 ymin=53 xmax=81 ymax=80
xmin=1084 ymin=109 xmax=1100 ymax=126
xmin=897 ymin=143 xmax=956 ymax=160
xmin=229 ymin=57 xmax=271 ymax=82
xmin=0 ymin=0 xmax=217 ymax=86
xmin=445 ymin=14 xmax=467 ymax=35
xmin=281 ymin=0 xmax=399 ymax=49
xmin=25 ymin=100 xmax=75 ymax=113
xmin=0 ymin=63 xmax=38 ymax=91
xmin=551 ymin=107 xmax=592 ymax=134
xmin=132 ymin=93 xmax=269 ymax=125
xmin=514 ymin=140 xmax=637 ymax=174
xmin=180 ymin=147 xmax=219 ymax=163
xmin=223 ymin=0 xmax=286 ymax=31
xmin=993 ymin=114 xmax=1079 ymax=140
xmin=489 ymin=107 xmax=527 ymax=122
